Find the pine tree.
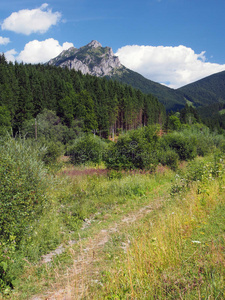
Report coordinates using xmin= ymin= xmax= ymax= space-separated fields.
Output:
xmin=75 ymin=90 xmax=98 ymax=132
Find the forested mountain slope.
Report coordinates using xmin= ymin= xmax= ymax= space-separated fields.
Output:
xmin=178 ymin=70 xmax=225 ymax=106
xmin=110 ymin=67 xmax=186 ymax=111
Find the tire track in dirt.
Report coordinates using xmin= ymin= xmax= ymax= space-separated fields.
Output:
xmin=31 ymin=199 xmax=163 ymax=300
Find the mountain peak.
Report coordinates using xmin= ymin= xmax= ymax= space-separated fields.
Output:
xmin=48 ymin=40 xmax=122 ymax=77
xmin=87 ymin=40 xmax=102 ymax=48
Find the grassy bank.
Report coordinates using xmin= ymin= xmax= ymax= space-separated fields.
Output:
xmin=89 ymin=156 xmax=225 ymax=299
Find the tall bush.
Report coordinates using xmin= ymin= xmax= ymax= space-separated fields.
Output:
xmin=0 ymin=137 xmax=49 ymax=291
xmin=67 ymin=134 xmax=108 ymax=165
xmin=104 ymin=126 xmax=159 ymax=171
xmin=0 ymin=137 xmax=47 ymax=242
xmin=157 ymin=148 xmax=179 ymax=170
xmin=161 ymin=131 xmax=197 ymax=161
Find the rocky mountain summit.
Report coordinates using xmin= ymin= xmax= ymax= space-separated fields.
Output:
xmin=48 ymin=40 xmax=123 ymax=77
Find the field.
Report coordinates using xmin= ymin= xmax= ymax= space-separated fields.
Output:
xmin=0 ymin=158 xmax=223 ymax=299
xmin=1 ymin=126 xmax=225 ymax=299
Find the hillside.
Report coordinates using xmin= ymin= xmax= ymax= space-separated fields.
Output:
xmin=110 ymin=67 xmax=186 ymax=111
xmin=178 ymin=70 xmax=225 ymax=106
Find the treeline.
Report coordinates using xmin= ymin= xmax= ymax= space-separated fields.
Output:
xmin=197 ymin=102 xmax=225 ymax=132
xmin=0 ymin=54 xmax=165 ymax=138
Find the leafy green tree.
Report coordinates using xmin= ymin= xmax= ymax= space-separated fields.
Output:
xmin=168 ymin=115 xmax=181 ymax=130
xmin=22 ymin=109 xmax=78 ymax=144
xmin=180 ymin=104 xmax=201 ymax=125
xmin=104 ymin=126 xmax=159 ymax=170
xmin=67 ymin=134 xmax=107 ymax=165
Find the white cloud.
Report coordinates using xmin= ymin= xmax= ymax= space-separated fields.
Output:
xmin=14 ymin=38 xmax=74 ymax=63
xmin=1 ymin=3 xmax=61 ymax=35
xmin=5 ymin=49 xmax=17 ymax=62
xmin=115 ymin=45 xmax=225 ymax=88
xmin=0 ymin=36 xmax=10 ymax=45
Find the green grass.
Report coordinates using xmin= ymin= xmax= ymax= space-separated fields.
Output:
xmin=2 ymin=153 xmax=225 ymax=299
xmin=89 ymin=158 xmax=225 ymax=299
xmin=4 ymin=164 xmax=173 ymax=299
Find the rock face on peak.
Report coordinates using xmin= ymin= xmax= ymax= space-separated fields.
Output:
xmin=87 ymin=40 xmax=102 ymax=48
xmin=48 ymin=40 xmax=123 ymax=77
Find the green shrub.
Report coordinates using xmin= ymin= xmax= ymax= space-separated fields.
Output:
xmin=0 ymin=139 xmax=47 ymax=242
xmin=0 ymin=236 xmax=16 ymax=292
xmin=67 ymin=134 xmax=108 ymax=165
xmin=176 ymin=125 xmax=225 ymax=157
xmin=185 ymin=126 xmax=220 ymax=156
xmin=219 ymin=140 xmax=225 ymax=153
xmin=104 ymin=126 xmax=159 ymax=171
xmin=0 ymin=137 xmax=48 ymax=291
xmin=196 ymin=135 xmax=211 ymax=156
xmin=158 ymin=148 xmax=179 ymax=170
xmin=162 ymin=131 xmax=197 ymax=161
xmin=41 ymin=140 xmax=64 ymax=165
xmin=171 ymin=153 xmax=225 ymax=196
xmin=107 ymin=169 xmax=123 ymax=180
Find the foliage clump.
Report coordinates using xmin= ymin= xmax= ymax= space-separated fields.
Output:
xmin=161 ymin=131 xmax=197 ymax=161
xmin=67 ymin=133 xmax=108 ymax=165
xmin=157 ymin=148 xmax=179 ymax=171
xmin=0 ymin=138 xmax=47 ymax=241
xmin=104 ymin=126 xmax=159 ymax=171
xmin=0 ymin=137 xmax=48 ymax=291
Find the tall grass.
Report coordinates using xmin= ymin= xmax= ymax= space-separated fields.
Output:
xmin=2 ymin=126 xmax=225 ymax=298
xmin=93 ymin=155 xmax=225 ymax=299
xmin=8 ymin=166 xmax=174 ymax=299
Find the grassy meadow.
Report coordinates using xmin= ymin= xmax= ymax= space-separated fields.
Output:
xmin=0 ymin=125 xmax=225 ymax=299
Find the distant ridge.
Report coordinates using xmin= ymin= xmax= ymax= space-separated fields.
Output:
xmin=178 ymin=70 xmax=225 ymax=106
xmin=48 ymin=40 xmax=225 ymax=111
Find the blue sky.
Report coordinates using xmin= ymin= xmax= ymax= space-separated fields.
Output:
xmin=1 ymin=0 xmax=225 ymax=88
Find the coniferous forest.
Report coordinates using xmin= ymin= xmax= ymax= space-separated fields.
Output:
xmin=0 ymin=54 xmax=165 ymax=139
